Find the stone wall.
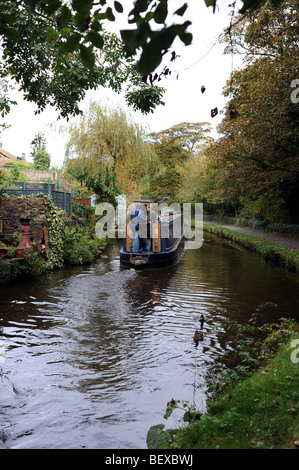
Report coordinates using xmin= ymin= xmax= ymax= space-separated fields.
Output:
xmin=0 ymin=196 xmax=47 ymax=249
xmin=20 ymin=169 xmax=58 ymax=181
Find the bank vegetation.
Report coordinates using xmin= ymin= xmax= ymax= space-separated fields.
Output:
xmin=203 ymin=224 xmax=299 ymax=273
xmin=147 ymin=314 xmax=299 ymax=449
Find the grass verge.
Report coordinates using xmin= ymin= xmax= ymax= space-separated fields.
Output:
xmin=203 ymin=224 xmax=299 ymax=273
xmin=147 ymin=321 xmax=299 ymax=449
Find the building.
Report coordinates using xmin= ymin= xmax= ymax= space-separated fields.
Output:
xmin=0 ymin=142 xmax=28 ymax=167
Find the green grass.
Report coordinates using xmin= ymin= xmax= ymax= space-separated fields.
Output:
xmin=148 ymin=332 xmax=299 ymax=449
xmin=203 ymin=224 xmax=299 ymax=273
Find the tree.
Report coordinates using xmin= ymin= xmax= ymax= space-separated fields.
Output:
xmin=31 ymin=132 xmax=47 ymax=151
xmin=209 ymin=0 xmax=299 ymax=222
xmin=148 ymin=122 xmax=211 ymax=155
xmin=148 ymin=122 xmax=211 ymax=201
xmin=177 ymin=149 xmax=233 ymax=212
xmin=63 ymin=101 xmax=160 ymax=200
xmin=31 ymin=132 xmax=51 ymax=170
xmin=0 ymin=0 xmax=283 ymax=120
xmin=0 ymin=1 xmax=165 ymax=119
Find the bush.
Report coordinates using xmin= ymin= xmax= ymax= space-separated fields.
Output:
xmin=43 ymin=196 xmax=65 ymax=269
xmin=63 ymin=224 xmax=100 ymax=265
xmin=20 ymin=247 xmax=46 ymax=277
xmin=240 ymin=197 xmax=291 ymax=224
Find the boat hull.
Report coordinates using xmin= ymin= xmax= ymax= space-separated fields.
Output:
xmin=120 ymin=236 xmax=185 ymax=269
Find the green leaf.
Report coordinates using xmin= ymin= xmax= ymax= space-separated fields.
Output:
xmin=137 ymin=41 xmax=163 ymax=75
xmin=106 ymin=7 xmax=115 ymax=21
xmin=79 ymin=44 xmax=95 ymax=68
xmin=25 ymin=0 xmax=41 ymax=11
xmin=114 ymin=1 xmax=123 ymax=13
xmin=121 ymin=25 xmax=150 ymax=55
xmin=42 ymin=0 xmax=61 ymax=15
xmin=72 ymin=0 xmax=93 ymax=16
xmin=60 ymin=33 xmax=81 ymax=53
xmin=153 ymin=0 xmax=168 ymax=24
xmin=130 ymin=0 xmax=151 ymax=18
xmin=2 ymin=27 xmax=20 ymax=42
xmin=146 ymin=425 xmax=175 ymax=449
xmin=85 ymin=31 xmax=104 ymax=49
xmin=183 ymin=411 xmax=193 ymax=422
xmin=164 ymin=405 xmax=174 ymax=419
xmin=179 ymin=31 xmax=192 ymax=46
xmin=60 ymin=27 xmax=71 ymax=38
xmin=136 ymin=22 xmax=191 ymax=75
xmin=175 ymin=3 xmax=188 ymax=17
xmin=204 ymin=0 xmax=217 ymax=12
xmin=46 ymin=27 xmax=59 ymax=42
xmin=90 ymin=20 xmax=102 ymax=32
xmin=59 ymin=5 xmax=72 ymax=27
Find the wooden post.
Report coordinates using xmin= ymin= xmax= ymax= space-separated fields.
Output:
xmin=43 ymin=228 xmax=50 ymax=258
xmin=152 ymin=222 xmax=161 ymax=252
xmin=126 ymin=222 xmax=133 ymax=252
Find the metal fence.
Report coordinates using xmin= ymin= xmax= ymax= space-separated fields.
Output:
xmin=51 ymin=190 xmax=72 ymax=216
xmin=1 ymin=188 xmax=72 ymax=216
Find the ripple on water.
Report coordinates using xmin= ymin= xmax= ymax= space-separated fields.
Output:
xmin=0 ymin=239 xmax=299 ymax=448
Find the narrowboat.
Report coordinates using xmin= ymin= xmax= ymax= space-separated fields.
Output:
xmin=119 ymin=205 xmax=185 ymax=269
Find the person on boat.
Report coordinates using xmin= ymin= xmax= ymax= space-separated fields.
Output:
xmin=130 ymin=204 xmax=147 ymax=252
xmin=139 ymin=203 xmax=158 ymax=252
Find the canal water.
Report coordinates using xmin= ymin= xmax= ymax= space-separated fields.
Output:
xmin=0 ymin=234 xmax=299 ymax=449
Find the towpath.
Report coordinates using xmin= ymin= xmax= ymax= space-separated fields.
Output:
xmin=203 ymin=221 xmax=299 ymax=251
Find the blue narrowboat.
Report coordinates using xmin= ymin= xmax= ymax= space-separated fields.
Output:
xmin=119 ymin=205 xmax=185 ymax=269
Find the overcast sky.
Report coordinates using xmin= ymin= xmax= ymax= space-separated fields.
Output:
xmin=0 ymin=1 xmax=243 ymax=168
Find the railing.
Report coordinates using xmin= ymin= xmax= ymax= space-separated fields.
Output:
xmin=1 ymin=188 xmax=72 ymax=216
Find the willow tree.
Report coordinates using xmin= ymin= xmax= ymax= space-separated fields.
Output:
xmin=64 ymin=101 xmax=160 ymax=201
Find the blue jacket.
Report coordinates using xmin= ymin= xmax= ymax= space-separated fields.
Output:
xmin=130 ymin=209 xmax=146 ymax=232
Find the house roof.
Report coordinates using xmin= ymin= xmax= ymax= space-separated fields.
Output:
xmin=0 ymin=143 xmax=27 ymax=167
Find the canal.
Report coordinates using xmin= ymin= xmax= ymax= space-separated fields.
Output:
xmin=0 ymin=233 xmax=299 ymax=449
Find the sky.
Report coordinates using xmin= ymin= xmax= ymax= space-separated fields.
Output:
xmin=0 ymin=0 xmax=243 ymax=168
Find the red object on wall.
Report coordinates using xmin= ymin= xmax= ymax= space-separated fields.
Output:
xmin=19 ymin=219 xmax=31 ymax=248
xmin=75 ymin=197 xmax=91 ymax=207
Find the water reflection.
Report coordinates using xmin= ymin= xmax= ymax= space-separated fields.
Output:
xmin=0 ymin=235 xmax=298 ymax=449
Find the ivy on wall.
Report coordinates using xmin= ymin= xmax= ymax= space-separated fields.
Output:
xmin=1 ymin=194 xmax=107 ymax=283
xmin=43 ymin=196 xmax=65 ymax=269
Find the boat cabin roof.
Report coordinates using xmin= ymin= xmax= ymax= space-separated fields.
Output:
xmin=133 ymin=199 xmax=153 ymax=204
